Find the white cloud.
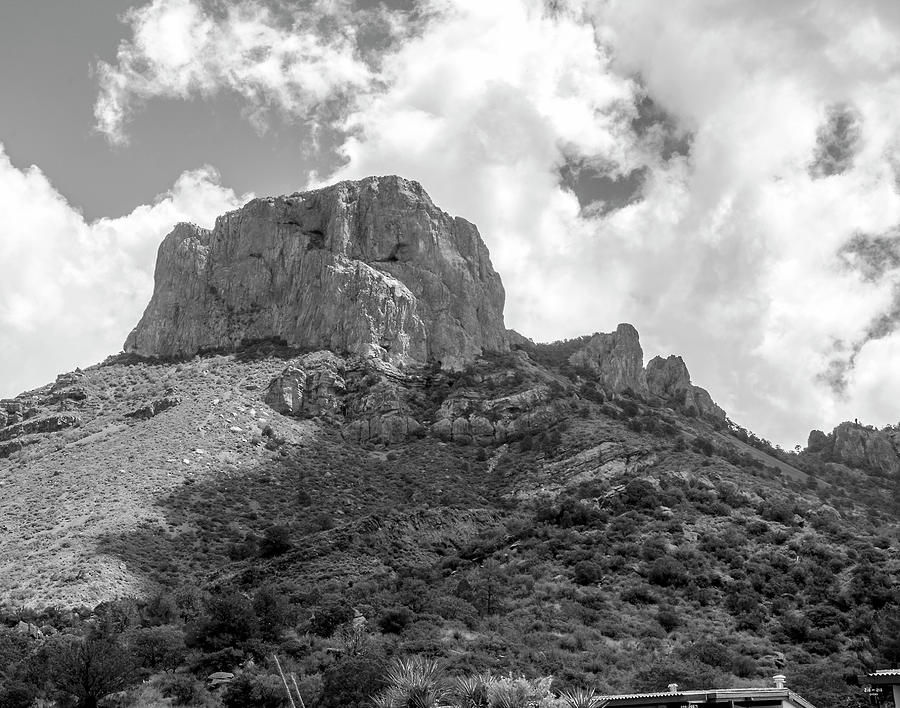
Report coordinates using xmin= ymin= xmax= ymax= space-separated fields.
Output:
xmin=94 ymin=0 xmax=379 ymax=144
xmin=87 ymin=0 xmax=900 ymax=445
xmin=315 ymin=0 xmax=900 ymax=445
xmin=0 ymin=145 xmax=248 ymax=397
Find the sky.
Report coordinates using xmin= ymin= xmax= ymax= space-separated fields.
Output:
xmin=2 ymin=0 xmax=900 ymax=448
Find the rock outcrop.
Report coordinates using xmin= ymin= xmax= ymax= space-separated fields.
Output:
xmin=808 ymin=422 xmax=900 ymax=475
xmin=125 ymin=176 xmax=507 ymax=369
xmin=568 ymin=324 xmax=648 ymax=394
xmin=567 ymin=325 xmax=726 ymax=421
xmin=264 ymin=351 xmax=348 ymax=418
xmin=645 ymin=355 xmax=726 ymax=421
xmin=125 ymin=396 xmax=181 ymax=421
xmin=0 ymin=414 xmax=80 ymax=442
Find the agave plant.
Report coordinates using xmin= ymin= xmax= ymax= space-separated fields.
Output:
xmin=558 ymin=688 xmax=608 ymax=708
xmin=373 ymin=655 xmax=453 ymax=708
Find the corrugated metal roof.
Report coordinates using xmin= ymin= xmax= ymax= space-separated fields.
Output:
xmin=597 ymin=686 xmax=816 ymax=708
xmin=872 ymin=669 xmax=900 ymax=676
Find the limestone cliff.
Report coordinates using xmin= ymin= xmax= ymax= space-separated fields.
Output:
xmin=125 ymin=176 xmax=507 ymax=369
xmin=568 ymin=325 xmax=726 ymax=421
xmin=807 ymin=422 xmax=900 ymax=474
xmin=645 ymin=355 xmax=726 ymax=421
xmin=568 ymin=324 xmax=648 ymax=394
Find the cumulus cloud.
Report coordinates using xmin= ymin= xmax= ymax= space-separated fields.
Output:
xmin=0 ymin=145 xmax=248 ymax=397
xmin=87 ymin=0 xmax=900 ymax=444
xmin=320 ymin=0 xmax=900 ymax=444
xmin=93 ymin=0 xmax=406 ymax=144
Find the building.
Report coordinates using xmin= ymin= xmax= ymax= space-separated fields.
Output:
xmin=596 ymin=675 xmax=817 ymax=708
xmin=860 ymin=669 xmax=900 ymax=707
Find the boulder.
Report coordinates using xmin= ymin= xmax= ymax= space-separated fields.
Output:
xmin=125 ymin=176 xmax=508 ymax=369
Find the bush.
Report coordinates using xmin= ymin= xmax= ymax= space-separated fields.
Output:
xmin=318 ymin=647 xmax=388 ymax=708
xmin=309 ymin=596 xmax=354 ymax=638
xmin=657 ymin=606 xmax=681 ymax=633
xmin=221 ymin=671 xmax=287 ymax=708
xmin=259 ymin=524 xmax=292 ymax=558
xmin=189 ymin=591 xmax=257 ymax=650
xmin=378 ymin=606 xmax=414 ymax=635
xmin=573 ymin=561 xmax=602 ymax=586
xmin=0 ymin=683 xmax=35 ymax=708
xmin=155 ymin=673 xmax=212 ymax=706
xmin=253 ymin=585 xmax=290 ymax=641
xmin=647 ymin=556 xmax=688 ymax=587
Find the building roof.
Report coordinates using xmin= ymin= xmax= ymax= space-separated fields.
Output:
xmin=597 ymin=686 xmax=817 ymax=708
xmin=863 ymin=669 xmax=900 ymax=686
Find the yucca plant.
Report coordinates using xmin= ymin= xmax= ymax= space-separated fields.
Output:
xmin=485 ymin=674 xmax=557 ymax=708
xmin=455 ymin=674 xmax=490 ymax=708
xmin=558 ymin=688 xmax=608 ymax=708
xmin=373 ymin=656 xmax=453 ymax=708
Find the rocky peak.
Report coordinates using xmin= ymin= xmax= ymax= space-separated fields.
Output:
xmin=568 ymin=323 xmax=648 ymax=394
xmin=807 ymin=421 xmax=900 ymax=475
xmin=646 ymin=354 xmax=726 ymax=421
xmin=125 ymin=176 xmax=508 ymax=369
xmin=567 ymin=325 xmax=725 ymax=421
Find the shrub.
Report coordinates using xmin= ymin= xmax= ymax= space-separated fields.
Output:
xmin=253 ymin=585 xmax=289 ymax=641
xmin=0 ymin=683 xmax=35 ymax=708
xmin=656 ymin=606 xmax=681 ymax=633
xmin=154 ymin=673 xmax=212 ymax=706
xmin=378 ymin=606 xmax=414 ymax=635
xmin=573 ymin=561 xmax=602 ymax=586
xmin=259 ymin=524 xmax=292 ymax=558
xmin=318 ymin=646 xmax=388 ymax=708
xmin=189 ymin=591 xmax=257 ymax=650
xmin=309 ymin=596 xmax=354 ymax=638
xmin=221 ymin=671 xmax=286 ymax=708
xmin=647 ymin=556 xmax=688 ymax=587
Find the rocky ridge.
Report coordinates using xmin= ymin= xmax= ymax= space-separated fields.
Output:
xmin=565 ymin=323 xmax=726 ymax=421
xmin=807 ymin=421 xmax=900 ymax=475
xmin=125 ymin=176 xmax=507 ymax=370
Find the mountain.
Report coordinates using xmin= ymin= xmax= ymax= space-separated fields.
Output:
xmin=124 ymin=175 xmax=507 ymax=370
xmin=0 ymin=177 xmax=897 ymax=708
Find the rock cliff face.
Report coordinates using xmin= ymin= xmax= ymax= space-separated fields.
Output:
xmin=125 ymin=176 xmax=508 ymax=369
xmin=808 ymin=422 xmax=900 ymax=475
xmin=645 ymin=355 xmax=726 ymax=421
xmin=567 ymin=325 xmax=726 ymax=421
xmin=568 ymin=324 xmax=648 ymax=394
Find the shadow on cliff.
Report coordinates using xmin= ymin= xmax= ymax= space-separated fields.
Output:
xmin=93 ymin=431 xmax=497 ymax=592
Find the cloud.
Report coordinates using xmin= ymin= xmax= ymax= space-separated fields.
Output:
xmin=89 ymin=0 xmax=900 ymax=445
xmin=318 ymin=0 xmax=900 ymax=445
xmin=94 ymin=0 xmax=406 ymax=144
xmin=0 ymin=144 xmax=248 ymax=397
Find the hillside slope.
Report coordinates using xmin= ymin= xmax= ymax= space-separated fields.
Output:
xmin=0 ymin=337 xmax=897 ymax=706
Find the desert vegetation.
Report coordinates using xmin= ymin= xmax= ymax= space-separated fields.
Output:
xmin=0 ymin=345 xmax=898 ymax=707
